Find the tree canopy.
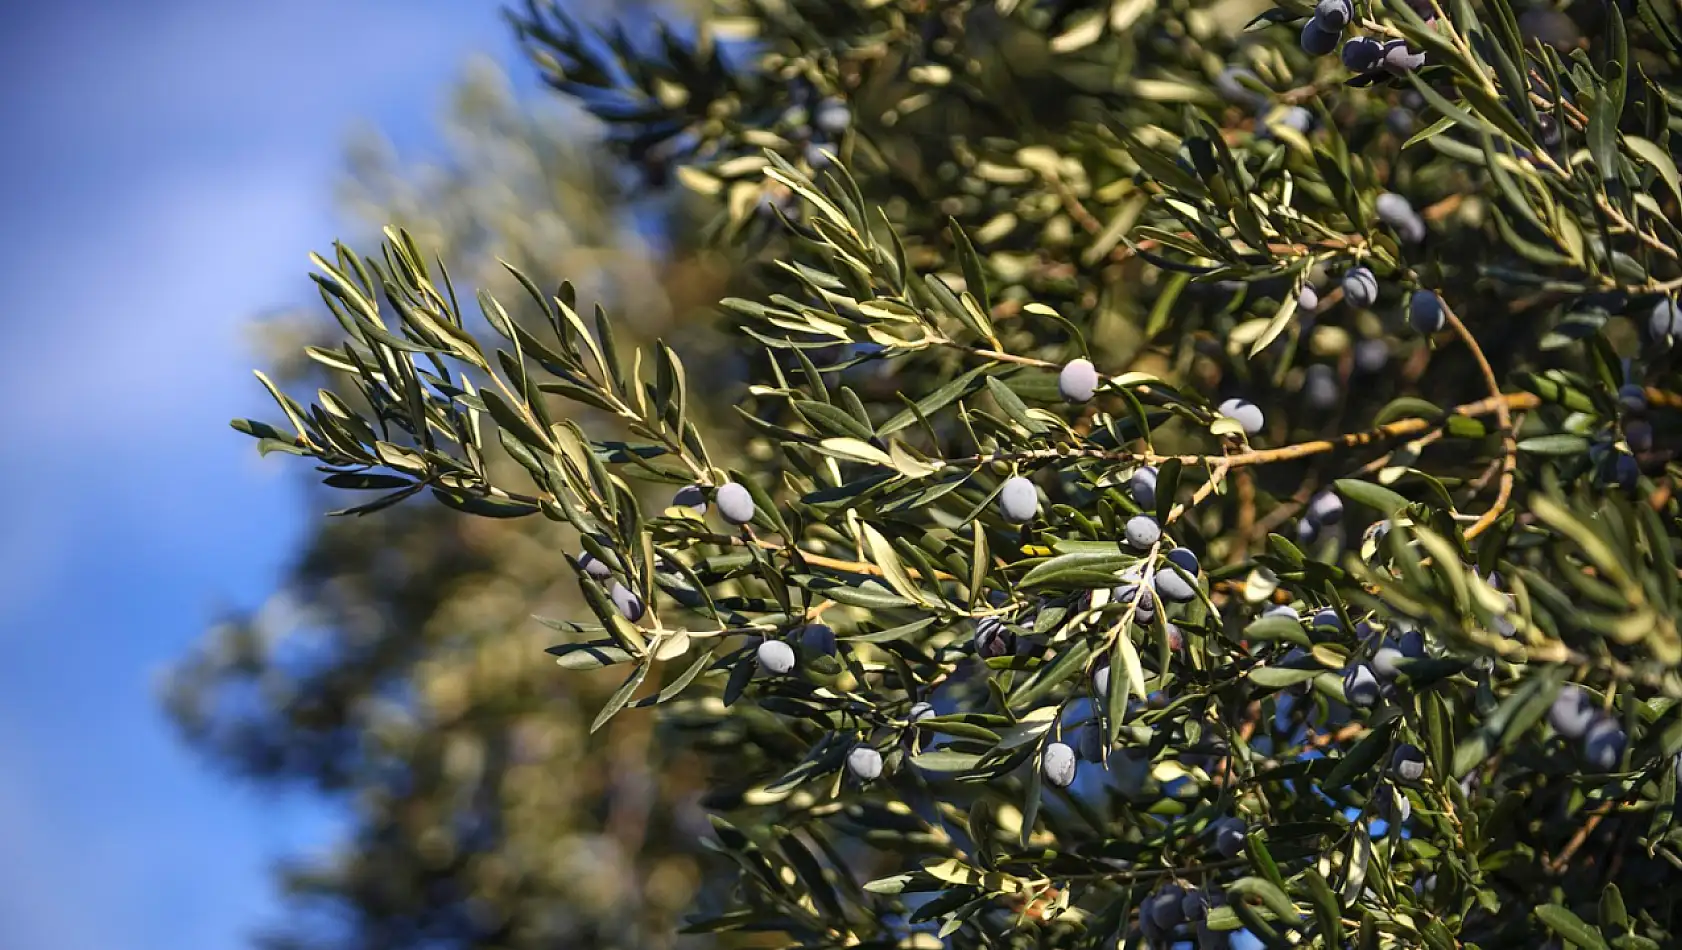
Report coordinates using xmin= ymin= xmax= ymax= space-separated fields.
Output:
xmin=215 ymin=0 xmax=1682 ymax=948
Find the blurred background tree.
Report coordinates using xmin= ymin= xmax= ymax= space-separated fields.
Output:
xmin=163 ymin=37 xmax=741 ymax=950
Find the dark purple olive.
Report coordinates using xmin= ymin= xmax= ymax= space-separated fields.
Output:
xmin=1301 ymin=20 xmax=1342 ymax=56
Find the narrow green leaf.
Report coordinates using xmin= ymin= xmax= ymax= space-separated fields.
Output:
xmin=1535 ymin=904 xmax=1609 ymax=950
xmin=591 ymin=662 xmax=650 ymax=732
xmin=1334 ymin=479 xmax=1411 ymax=516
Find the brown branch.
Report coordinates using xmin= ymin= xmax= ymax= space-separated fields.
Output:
xmin=1441 ymin=302 xmax=1514 ymax=540
xmin=1548 ymin=802 xmax=1613 ymax=874
xmin=1050 ymin=176 xmax=1104 ymax=236
xmin=1307 ymin=722 xmax=1366 ymax=749
xmin=1252 ymin=474 xmax=1322 ymax=539
xmin=953 ymin=390 xmax=1538 ymax=473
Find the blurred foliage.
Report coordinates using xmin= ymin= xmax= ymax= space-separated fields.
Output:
xmin=168 ymin=55 xmax=738 ymax=950
xmin=204 ymin=0 xmax=1682 ymax=948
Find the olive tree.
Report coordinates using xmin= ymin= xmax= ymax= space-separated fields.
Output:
xmin=232 ymin=0 xmax=1682 ymax=946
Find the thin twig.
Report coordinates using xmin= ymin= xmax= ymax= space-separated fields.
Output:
xmin=1548 ymin=802 xmax=1612 ymax=874
xmin=1441 ymin=302 xmax=1513 ymax=539
xmin=1253 ymin=475 xmax=1320 ymax=538
xmin=966 ymin=347 xmax=1058 ymax=369
xmin=951 ymin=391 xmax=1539 ymax=471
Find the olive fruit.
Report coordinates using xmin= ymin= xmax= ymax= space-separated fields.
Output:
xmin=1354 ymin=337 xmax=1390 ymax=372
xmin=1382 ymin=39 xmax=1426 ymax=73
xmin=1150 ymin=885 xmax=1186 ymax=928
xmin=1618 ymin=383 xmax=1648 ymax=415
xmin=1043 ymin=741 xmax=1078 ymax=787
xmin=1342 ymin=266 xmax=1379 ymax=307
xmin=610 ymin=582 xmax=646 ymax=622
xmin=1157 ymin=548 xmax=1195 ymax=576
xmin=1211 ymin=817 xmax=1247 ymax=857
xmin=1372 ymin=646 xmax=1404 ymax=679
xmin=578 ymin=551 xmax=613 ymax=579
xmin=1059 ymin=357 xmax=1100 ymax=403
xmin=1397 ymin=628 xmax=1426 ymax=658
xmin=975 ymin=615 xmax=1015 ymax=659
xmin=1548 ymin=686 xmax=1597 ymax=739
xmin=1217 ymin=398 xmax=1265 ymax=435
xmin=1344 ymin=663 xmax=1381 ymax=707
xmin=1125 ymin=514 xmax=1162 ymax=550
xmin=1306 ymin=491 xmax=1344 ymax=525
xmin=813 ymin=97 xmax=852 ymax=133
xmin=1155 ymin=569 xmax=1197 ymax=603
xmin=1390 ymin=743 xmax=1426 ymax=781
xmin=1582 ymin=717 xmax=1626 ymax=771
xmin=1651 ymin=298 xmax=1682 ymax=340
xmin=847 ymin=745 xmax=883 ymax=781
xmin=672 ymin=483 xmax=708 ymax=514
xmin=1304 ymin=364 xmax=1339 ymax=409
xmin=799 ymin=623 xmax=837 ymax=655
xmin=757 ymin=639 xmax=796 ymax=674
xmin=1300 ymin=20 xmax=1341 ymax=55
xmin=1375 ymin=192 xmax=1417 ymax=226
xmin=1315 ymin=0 xmax=1353 ymax=29
xmin=999 ymin=476 xmax=1040 ymax=523
xmin=1131 ymin=465 xmax=1159 ymax=509
xmin=1341 ymin=35 xmax=1384 ymax=72
xmin=1409 ymin=289 xmax=1445 ymax=333
xmin=1627 ymin=418 xmax=1654 ymax=453
xmin=1077 ymin=721 xmax=1107 ymax=762
xmin=717 ymin=481 xmax=757 ymax=525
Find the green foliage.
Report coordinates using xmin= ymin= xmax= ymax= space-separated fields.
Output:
xmin=228 ymin=0 xmax=1682 ymax=948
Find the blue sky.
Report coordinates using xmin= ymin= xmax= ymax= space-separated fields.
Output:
xmin=0 ymin=2 xmax=512 ymax=947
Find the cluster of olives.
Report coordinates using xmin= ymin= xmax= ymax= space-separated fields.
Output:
xmin=1593 ymin=380 xmax=1650 ymax=490
xmin=578 ymin=550 xmax=648 ymax=622
xmin=1620 ymin=375 xmax=1655 ymax=456
xmin=1117 ymin=820 xmax=1247 ymax=944
xmin=577 ymin=480 xmax=761 ymax=622
xmin=1549 ymin=685 xmax=1627 ymax=771
xmin=1299 ymin=0 xmax=1426 ymax=75
xmin=1342 ymin=620 xmax=1426 ymax=708
xmin=755 ymin=619 xmax=845 ymax=678
xmin=1340 ymin=33 xmax=1425 ymax=75
xmin=1139 ymin=882 xmax=1220 ymax=945
xmin=1017 ymin=546 xmax=1210 ymax=793
xmin=1298 ymin=0 xmax=1352 ymax=56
